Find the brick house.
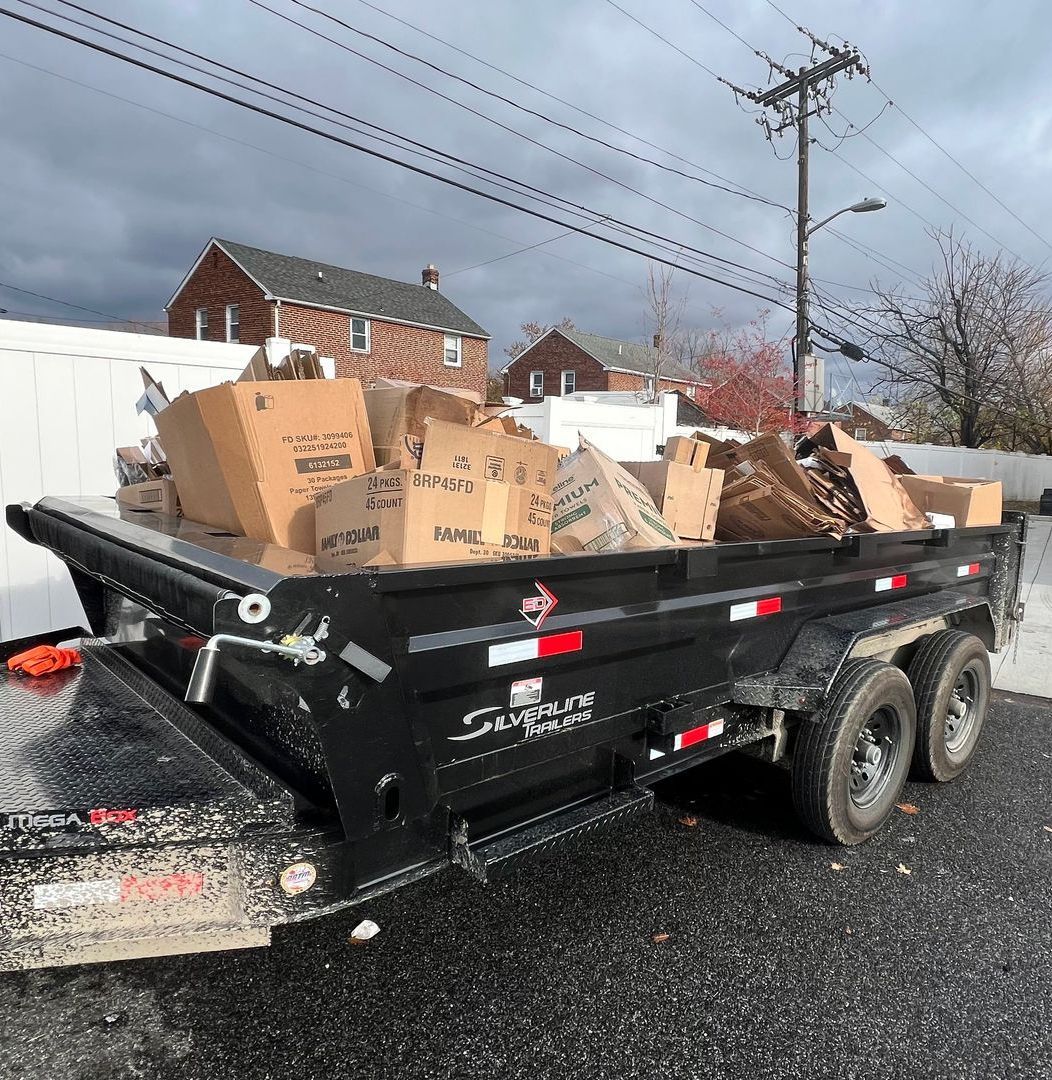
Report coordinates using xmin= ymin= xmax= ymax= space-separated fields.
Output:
xmin=166 ymin=238 xmax=490 ymax=395
xmin=502 ymin=327 xmax=703 ymax=401
xmin=839 ymin=401 xmax=906 ymax=442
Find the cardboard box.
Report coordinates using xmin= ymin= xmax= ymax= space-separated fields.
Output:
xmin=116 ymin=478 xmax=180 ymax=516
xmin=364 ymin=385 xmax=479 ymax=466
xmin=315 ymin=469 xmax=552 ymax=568
xmin=420 ymin=419 xmax=560 ymax=492
xmin=799 ymin=425 xmax=928 ymax=532
xmin=662 ymin=436 xmax=710 ymax=471
xmin=550 ymin=439 xmax=678 ymax=553
xmin=898 ymin=475 xmax=1002 ymax=527
xmin=621 ymin=460 xmax=723 ymax=540
xmin=155 ymin=379 xmax=374 ymax=553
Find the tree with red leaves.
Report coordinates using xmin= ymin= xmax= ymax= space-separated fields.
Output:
xmin=696 ymin=313 xmax=798 ymax=434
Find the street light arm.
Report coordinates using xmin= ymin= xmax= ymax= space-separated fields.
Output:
xmin=806 ymin=206 xmax=851 ymax=238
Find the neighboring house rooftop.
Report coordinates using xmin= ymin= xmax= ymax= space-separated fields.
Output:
xmin=560 ymin=328 xmax=697 ymax=381
xmin=505 ymin=326 xmax=698 ymax=381
xmin=168 ymin=237 xmax=489 ymax=338
xmin=845 ymin=400 xmax=898 ymax=426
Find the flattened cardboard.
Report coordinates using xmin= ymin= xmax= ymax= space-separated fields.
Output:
xmin=372 ymin=378 xmax=484 ymax=406
xmin=155 ymin=379 xmax=374 ymax=553
xmin=551 ymin=439 xmax=677 ymax=553
xmin=116 ymin=478 xmax=180 ymax=516
xmin=473 ymin=414 xmax=539 ymax=440
xmin=420 ymin=419 xmax=559 ymax=492
xmin=621 ymin=460 xmax=722 ymax=540
xmin=898 ymin=475 xmax=1002 ymax=527
xmin=315 ymin=469 xmax=552 ymax=568
xmin=364 ymin=385 xmax=478 ymax=466
xmin=802 ymin=424 xmax=928 ymax=532
xmin=715 ymin=433 xmax=815 ymax=504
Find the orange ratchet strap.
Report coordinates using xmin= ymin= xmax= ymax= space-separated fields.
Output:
xmin=6 ymin=645 xmax=82 ymax=677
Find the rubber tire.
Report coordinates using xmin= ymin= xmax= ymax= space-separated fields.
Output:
xmin=792 ymin=659 xmax=917 ymax=845
xmin=907 ymin=630 xmax=991 ymax=782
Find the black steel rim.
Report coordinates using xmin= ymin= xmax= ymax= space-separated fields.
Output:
xmin=945 ymin=664 xmax=980 ymax=756
xmin=849 ymin=705 xmax=901 ymax=810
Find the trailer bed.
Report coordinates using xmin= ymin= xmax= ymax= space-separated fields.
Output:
xmin=0 ymin=636 xmax=324 ymax=969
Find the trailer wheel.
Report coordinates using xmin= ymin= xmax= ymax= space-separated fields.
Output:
xmin=907 ymin=630 xmax=990 ymax=782
xmin=792 ymin=659 xmax=917 ymax=845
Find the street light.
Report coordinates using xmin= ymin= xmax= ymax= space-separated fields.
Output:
xmin=795 ymin=196 xmax=887 ymax=417
xmin=807 ymin=196 xmax=887 ymax=238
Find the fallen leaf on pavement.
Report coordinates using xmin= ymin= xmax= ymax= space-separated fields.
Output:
xmin=1043 ymin=825 xmax=1052 ymax=833
xmin=830 ymin=862 xmax=845 ymax=871
xmin=349 ymin=918 xmax=381 ymax=944
xmin=678 ymin=815 xmax=698 ymax=827
xmin=845 ymin=927 xmax=853 ymax=935
xmin=896 ymin=863 xmax=912 ymax=875
xmin=651 ymin=932 xmax=670 ymax=943
xmin=896 ymin=803 xmax=920 ymax=815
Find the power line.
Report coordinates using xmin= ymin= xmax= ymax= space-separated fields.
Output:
xmin=830 ymin=107 xmax=1025 ymax=260
xmin=444 ymin=228 xmax=582 ymax=278
xmin=39 ymin=0 xmax=799 ymax=292
xmin=602 ymin=0 xmax=721 ymax=79
xmin=241 ymin=0 xmax=793 ymax=272
xmin=759 ymin=0 xmax=1040 ymax=259
xmin=0 ymin=5 xmax=798 ymax=314
xmin=868 ymin=77 xmax=1052 ymax=254
xmin=0 ymin=49 xmax=644 ymax=293
xmin=348 ymin=0 xmax=786 ymax=211
xmin=0 ymin=279 xmax=156 ymax=328
xmin=32 ymin=0 xmax=793 ymax=292
xmin=273 ymin=0 xmax=789 ymax=211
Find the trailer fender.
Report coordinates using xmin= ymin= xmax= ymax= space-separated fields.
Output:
xmin=731 ymin=590 xmax=996 ymax=713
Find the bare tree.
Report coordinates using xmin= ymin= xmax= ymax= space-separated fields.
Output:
xmin=867 ymin=228 xmax=1052 ymax=448
xmin=504 ymin=317 xmax=576 ymax=361
xmin=640 ymin=262 xmax=686 ymax=402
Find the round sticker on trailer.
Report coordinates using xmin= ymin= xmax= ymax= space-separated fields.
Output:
xmin=279 ymin=862 xmax=317 ymax=895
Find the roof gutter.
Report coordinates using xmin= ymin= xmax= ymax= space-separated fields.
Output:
xmin=270 ymin=297 xmax=490 ymax=340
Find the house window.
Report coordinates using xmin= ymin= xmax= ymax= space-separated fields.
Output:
xmin=195 ymin=307 xmax=208 ymax=340
xmin=444 ymin=333 xmax=462 ymax=367
xmin=225 ymin=304 xmax=239 ymax=342
xmin=350 ymin=317 xmax=370 ymax=352
xmin=529 ymin=371 xmax=544 ymax=397
xmin=561 ymin=370 xmax=576 ymax=396
xmin=854 ymin=427 xmax=867 ymax=440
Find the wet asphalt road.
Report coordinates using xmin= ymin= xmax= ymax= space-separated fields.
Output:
xmin=1 ymin=692 xmax=1050 ymax=1080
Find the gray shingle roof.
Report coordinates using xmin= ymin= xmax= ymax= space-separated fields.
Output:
xmin=560 ymin=328 xmax=697 ymax=382
xmin=214 ymin=238 xmax=488 ymax=337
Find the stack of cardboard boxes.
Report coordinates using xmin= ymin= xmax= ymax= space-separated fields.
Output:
xmin=111 ymin=357 xmax=1003 ymax=568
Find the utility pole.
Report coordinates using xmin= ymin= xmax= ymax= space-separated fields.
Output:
xmin=720 ymin=41 xmax=870 ymax=423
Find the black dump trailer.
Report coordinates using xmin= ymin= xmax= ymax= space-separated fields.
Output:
xmin=0 ymin=497 xmax=1027 ymax=970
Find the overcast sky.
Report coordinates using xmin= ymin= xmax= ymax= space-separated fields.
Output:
xmin=2 ymin=0 xmax=1051 ymax=395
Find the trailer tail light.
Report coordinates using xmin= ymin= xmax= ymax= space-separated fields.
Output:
xmin=729 ymin=596 xmax=782 ymax=622
xmin=875 ymin=574 xmax=908 ymax=592
xmin=957 ymin=563 xmax=981 ymax=577
xmin=488 ymin=630 xmax=583 ymax=668
xmin=674 ymin=718 xmax=725 ymax=750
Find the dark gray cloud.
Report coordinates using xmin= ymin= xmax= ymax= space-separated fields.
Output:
xmin=2 ymin=0 xmax=1051 ymax=395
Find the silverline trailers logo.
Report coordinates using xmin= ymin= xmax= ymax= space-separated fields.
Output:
xmin=449 ymin=692 xmax=595 ymax=742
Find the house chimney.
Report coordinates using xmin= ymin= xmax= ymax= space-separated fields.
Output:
xmin=422 ymin=263 xmax=440 ymax=290
xmin=653 ymin=332 xmax=663 ymax=349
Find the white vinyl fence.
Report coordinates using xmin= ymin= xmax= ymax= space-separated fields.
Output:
xmin=513 ymin=393 xmax=746 ymax=460
xmin=861 ymin=440 xmax=1052 ymax=502
xmin=0 ymin=320 xmax=256 ymax=642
